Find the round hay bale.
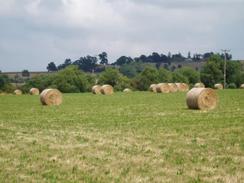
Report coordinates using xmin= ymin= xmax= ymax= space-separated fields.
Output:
xmin=101 ymin=85 xmax=114 ymax=95
xmin=168 ymin=83 xmax=178 ymax=93
xmin=240 ymin=84 xmax=244 ymax=89
xmin=92 ymin=85 xmax=102 ymax=94
xmin=149 ymin=84 xmax=157 ymax=93
xmin=176 ymin=83 xmax=189 ymax=92
xmin=123 ymin=88 xmax=132 ymax=92
xmin=186 ymin=88 xmax=217 ymax=110
xmin=214 ymin=83 xmax=223 ymax=90
xmin=194 ymin=83 xmax=205 ymax=88
xmin=30 ymin=88 xmax=40 ymax=95
xmin=182 ymin=83 xmax=190 ymax=91
xmin=156 ymin=83 xmax=170 ymax=93
xmin=14 ymin=89 xmax=22 ymax=95
xmin=40 ymin=89 xmax=62 ymax=106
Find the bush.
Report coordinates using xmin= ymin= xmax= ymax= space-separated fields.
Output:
xmin=114 ymin=75 xmax=132 ymax=91
xmin=24 ymin=66 xmax=90 ymax=93
xmin=176 ymin=67 xmax=200 ymax=84
xmin=172 ymin=72 xmax=188 ymax=83
xmin=133 ymin=67 xmax=159 ymax=91
xmin=52 ymin=66 xmax=89 ymax=93
xmin=99 ymin=68 xmax=120 ymax=87
xmin=227 ymin=83 xmax=236 ymax=89
xmin=0 ymin=75 xmax=14 ymax=93
xmin=158 ymin=68 xmax=172 ymax=82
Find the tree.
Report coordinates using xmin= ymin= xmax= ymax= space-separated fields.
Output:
xmin=99 ymin=68 xmax=121 ymax=86
xmin=25 ymin=66 xmax=91 ymax=93
xmin=0 ymin=75 xmax=14 ymax=92
xmin=98 ymin=52 xmax=108 ymax=65
xmin=57 ymin=58 xmax=72 ymax=70
xmin=176 ymin=67 xmax=200 ymax=84
xmin=149 ymin=52 xmax=161 ymax=63
xmin=47 ymin=62 xmax=58 ymax=72
xmin=172 ymin=72 xmax=188 ymax=83
xmin=114 ymin=75 xmax=132 ymax=91
xmin=158 ymin=68 xmax=172 ymax=82
xmin=203 ymin=52 xmax=214 ymax=60
xmin=171 ymin=53 xmax=185 ymax=62
xmin=187 ymin=52 xmax=191 ymax=59
xmin=22 ymin=70 xmax=30 ymax=77
xmin=114 ymin=56 xmax=133 ymax=66
xmin=133 ymin=67 xmax=159 ymax=91
xmin=52 ymin=66 xmax=89 ymax=93
xmin=119 ymin=64 xmax=137 ymax=78
xmin=200 ymin=55 xmax=224 ymax=87
xmin=0 ymin=75 xmax=8 ymax=90
xmin=226 ymin=61 xmax=242 ymax=86
xmin=73 ymin=56 xmax=98 ymax=72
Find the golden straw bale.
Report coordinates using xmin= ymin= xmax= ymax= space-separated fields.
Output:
xmin=240 ymin=84 xmax=244 ymax=89
xmin=176 ymin=83 xmax=189 ymax=92
xmin=149 ymin=84 xmax=157 ymax=93
xmin=14 ymin=89 xmax=22 ymax=95
xmin=101 ymin=85 xmax=114 ymax=95
xmin=92 ymin=85 xmax=102 ymax=94
xmin=182 ymin=83 xmax=190 ymax=91
xmin=186 ymin=88 xmax=217 ymax=110
xmin=214 ymin=84 xmax=223 ymax=90
xmin=30 ymin=88 xmax=40 ymax=95
xmin=156 ymin=83 xmax=170 ymax=93
xmin=194 ymin=83 xmax=205 ymax=88
xmin=168 ymin=83 xmax=178 ymax=93
xmin=40 ymin=89 xmax=62 ymax=106
xmin=123 ymin=88 xmax=132 ymax=92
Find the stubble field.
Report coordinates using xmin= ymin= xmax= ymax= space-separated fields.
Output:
xmin=0 ymin=90 xmax=243 ymax=182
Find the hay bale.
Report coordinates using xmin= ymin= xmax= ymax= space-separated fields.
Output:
xmin=123 ymin=88 xmax=132 ymax=92
xmin=14 ymin=89 xmax=22 ymax=95
xmin=194 ymin=83 xmax=205 ymax=88
xmin=240 ymin=84 xmax=244 ymax=89
xmin=176 ymin=83 xmax=189 ymax=92
xmin=182 ymin=83 xmax=190 ymax=91
xmin=40 ymin=89 xmax=62 ymax=106
xmin=168 ymin=83 xmax=178 ymax=93
xmin=101 ymin=85 xmax=114 ymax=95
xmin=214 ymin=83 xmax=223 ymax=90
xmin=149 ymin=84 xmax=157 ymax=93
xmin=30 ymin=88 xmax=40 ymax=95
xmin=186 ymin=88 xmax=217 ymax=110
xmin=156 ymin=83 xmax=170 ymax=93
xmin=92 ymin=85 xmax=102 ymax=94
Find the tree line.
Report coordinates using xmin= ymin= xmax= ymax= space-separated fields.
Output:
xmin=0 ymin=54 xmax=243 ymax=93
xmin=46 ymin=51 xmax=232 ymax=73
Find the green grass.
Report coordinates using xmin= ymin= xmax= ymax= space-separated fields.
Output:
xmin=0 ymin=90 xmax=243 ymax=182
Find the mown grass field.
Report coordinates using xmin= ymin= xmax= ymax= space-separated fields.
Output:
xmin=0 ymin=90 xmax=243 ymax=183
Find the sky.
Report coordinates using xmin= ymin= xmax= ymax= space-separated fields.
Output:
xmin=0 ymin=0 xmax=243 ymax=71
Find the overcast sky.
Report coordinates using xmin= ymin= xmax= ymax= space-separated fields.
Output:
xmin=0 ymin=0 xmax=243 ymax=71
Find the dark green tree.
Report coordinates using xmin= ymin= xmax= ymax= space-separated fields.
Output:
xmin=99 ymin=68 xmax=121 ymax=86
xmin=133 ymin=67 xmax=159 ymax=91
xmin=200 ymin=55 xmax=223 ymax=87
xmin=114 ymin=56 xmax=133 ymax=66
xmin=176 ymin=67 xmax=200 ymax=84
xmin=98 ymin=52 xmax=108 ymax=65
xmin=172 ymin=72 xmax=188 ymax=83
xmin=158 ymin=68 xmax=172 ymax=82
xmin=22 ymin=70 xmax=30 ymax=77
xmin=58 ymin=58 xmax=72 ymax=70
xmin=47 ymin=62 xmax=58 ymax=72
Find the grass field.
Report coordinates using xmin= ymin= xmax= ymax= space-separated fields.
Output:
xmin=0 ymin=90 xmax=243 ymax=182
